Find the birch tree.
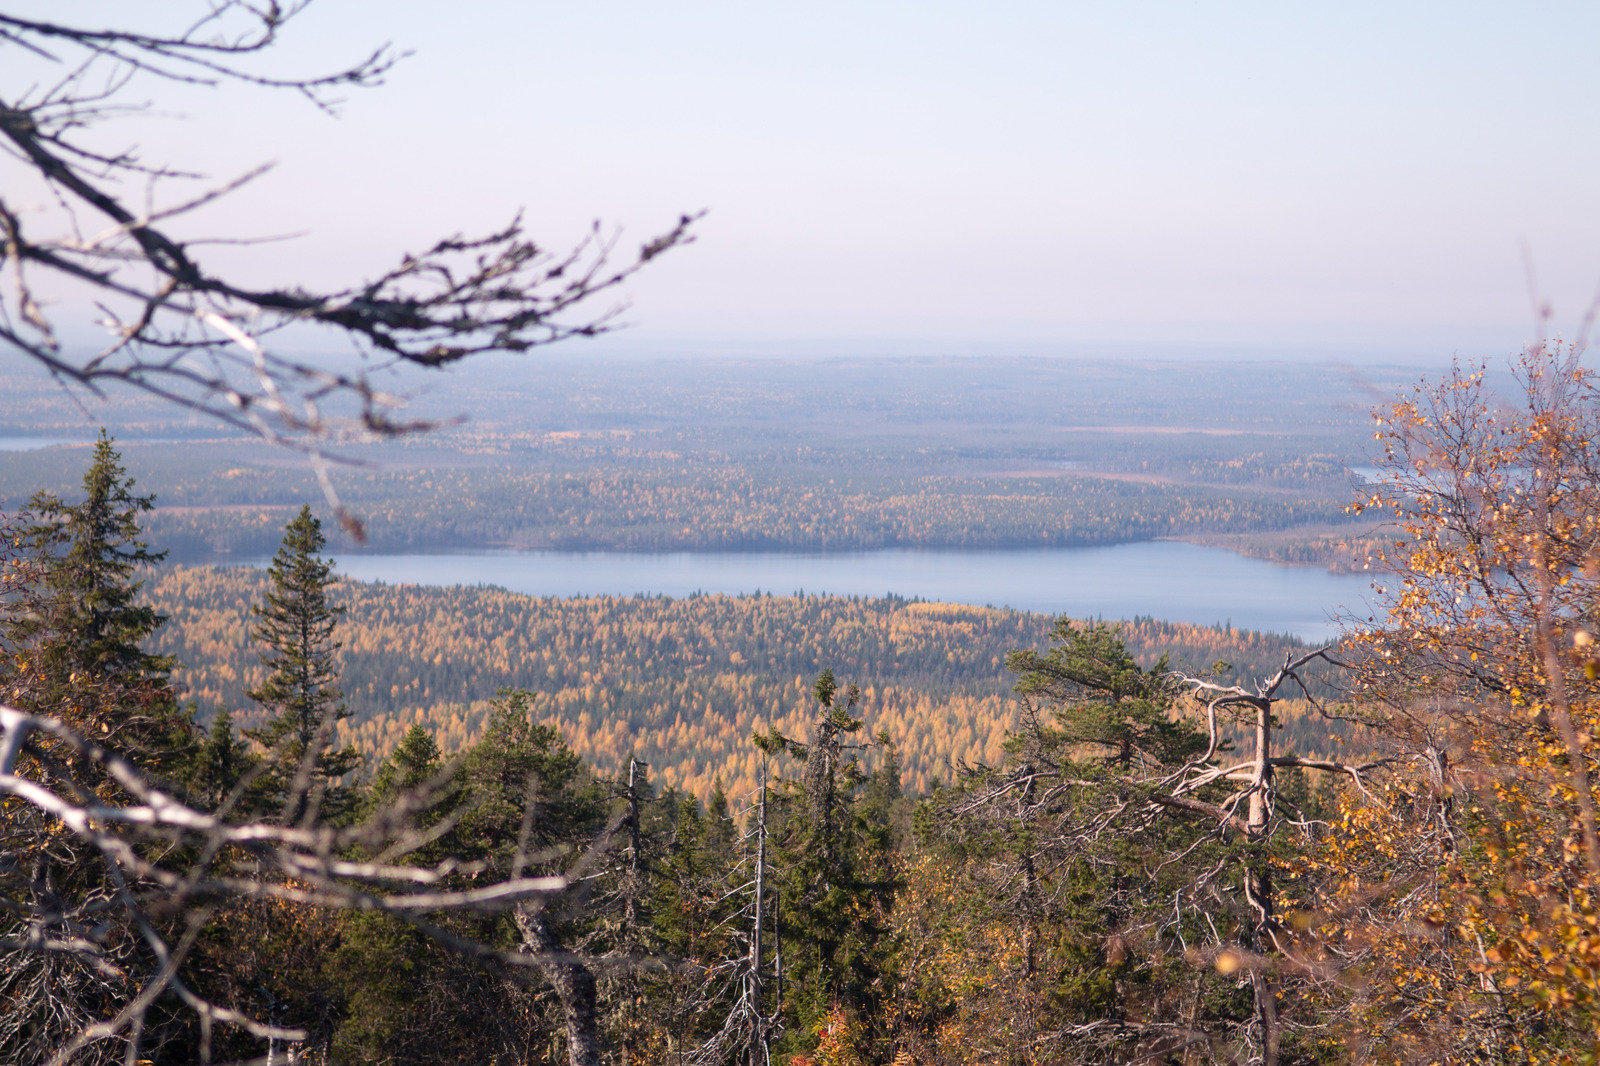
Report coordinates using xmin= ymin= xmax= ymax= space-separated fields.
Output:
xmin=1330 ymin=338 xmax=1600 ymax=1059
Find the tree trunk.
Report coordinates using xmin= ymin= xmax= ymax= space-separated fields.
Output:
xmin=1246 ymin=696 xmax=1278 ymax=1066
xmin=515 ymin=906 xmax=601 ymax=1066
xmin=750 ymin=770 xmax=768 ymax=1066
xmin=624 ymin=758 xmax=643 ymax=934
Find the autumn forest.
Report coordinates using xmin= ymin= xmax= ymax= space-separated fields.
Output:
xmin=7 ymin=4 xmax=1599 ymax=1064
xmin=6 ymin=344 xmax=1600 ymax=1066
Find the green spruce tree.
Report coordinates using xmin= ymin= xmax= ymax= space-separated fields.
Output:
xmin=327 ymin=723 xmax=457 ymax=1066
xmin=245 ymin=506 xmax=357 ymax=823
xmin=0 ymin=431 xmax=198 ymax=1064
xmin=363 ymin=722 xmax=465 ymax=862
xmin=194 ymin=706 xmax=257 ymax=811
xmin=329 ymin=692 xmax=610 ymax=1065
xmin=2 ymin=429 xmax=189 ymax=766
xmin=370 ymin=723 xmax=444 ymax=804
xmin=763 ymin=669 xmax=900 ymax=1060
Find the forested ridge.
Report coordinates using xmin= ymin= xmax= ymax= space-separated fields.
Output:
xmin=16 ymin=10 xmax=1600 ymax=1061
xmin=143 ymin=566 xmax=1336 ymax=801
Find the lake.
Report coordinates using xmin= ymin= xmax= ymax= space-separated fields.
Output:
xmin=0 ymin=437 xmax=90 ymax=451
xmin=328 ymin=542 xmax=1377 ymax=643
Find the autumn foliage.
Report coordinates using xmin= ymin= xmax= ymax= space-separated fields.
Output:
xmin=1324 ymin=341 xmax=1600 ymax=1061
xmin=140 ymin=572 xmax=1329 ymax=803
xmin=11 ymin=343 xmax=1600 ymax=1063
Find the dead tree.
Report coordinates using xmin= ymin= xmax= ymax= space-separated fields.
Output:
xmin=945 ymin=626 xmax=1387 ymax=1066
xmin=685 ymin=745 xmax=785 ymax=1066
xmin=739 ymin=743 xmax=784 ymax=1066
xmin=748 ymin=764 xmax=771 ymax=1066
xmin=514 ymin=905 xmax=603 ymax=1066
xmin=0 ymin=4 xmax=694 ymax=526
xmin=1166 ymin=653 xmax=1389 ymax=1066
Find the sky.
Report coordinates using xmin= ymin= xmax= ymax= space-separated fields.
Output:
xmin=7 ymin=2 xmax=1600 ymax=362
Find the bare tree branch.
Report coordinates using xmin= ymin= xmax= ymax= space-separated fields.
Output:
xmin=0 ymin=4 xmax=698 ymax=528
xmin=0 ymin=703 xmax=600 ymax=1062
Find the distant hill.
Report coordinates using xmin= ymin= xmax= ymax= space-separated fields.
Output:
xmin=145 ymin=566 xmax=1347 ymax=802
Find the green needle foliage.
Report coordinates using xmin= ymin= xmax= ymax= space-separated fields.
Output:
xmin=4 ymin=429 xmax=188 ymax=766
xmin=0 ymin=431 xmax=197 ymax=1065
xmin=1007 ymin=619 xmax=1208 ymax=770
xmin=245 ymin=505 xmax=358 ymax=822
xmin=765 ymin=669 xmax=902 ymax=1059
xmin=370 ymin=722 xmax=445 ymax=806
xmin=193 ymin=706 xmax=255 ymax=812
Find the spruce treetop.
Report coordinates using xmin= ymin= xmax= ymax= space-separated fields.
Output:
xmin=2 ymin=431 xmax=186 ymax=766
xmin=246 ymin=505 xmax=357 ymax=819
xmin=18 ymin=429 xmax=171 ymax=685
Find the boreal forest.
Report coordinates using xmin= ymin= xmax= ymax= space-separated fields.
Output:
xmin=5 ymin=344 xmax=1600 ymax=1066
xmin=0 ymin=355 xmax=1392 ymax=572
xmin=4 ymin=6 xmax=1599 ymax=1066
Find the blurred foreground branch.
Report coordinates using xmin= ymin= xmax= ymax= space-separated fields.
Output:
xmin=0 ymin=703 xmax=587 ymax=1064
xmin=0 ymin=3 xmax=696 ymax=474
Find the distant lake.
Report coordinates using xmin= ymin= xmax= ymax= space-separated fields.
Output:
xmin=0 ymin=437 xmax=88 ymax=451
xmin=0 ymin=437 xmax=231 ymax=451
xmin=327 ymin=542 xmax=1376 ymax=643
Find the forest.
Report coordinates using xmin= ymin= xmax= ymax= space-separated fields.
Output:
xmin=0 ymin=453 xmax=1358 ymax=559
xmin=8 ymin=7 xmax=1597 ymax=1063
xmin=5 ymin=344 xmax=1600 ymax=1065
xmin=0 ymin=356 xmax=1385 ymax=566
xmin=142 ymin=566 xmax=1339 ymax=801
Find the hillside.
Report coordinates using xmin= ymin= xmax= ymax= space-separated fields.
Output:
xmin=146 ymin=566 xmax=1345 ymax=801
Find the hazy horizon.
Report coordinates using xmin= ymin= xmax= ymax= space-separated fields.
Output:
xmin=4 ymin=2 xmax=1598 ymax=363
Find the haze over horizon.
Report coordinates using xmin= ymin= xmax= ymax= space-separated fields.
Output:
xmin=5 ymin=2 xmax=1598 ymax=366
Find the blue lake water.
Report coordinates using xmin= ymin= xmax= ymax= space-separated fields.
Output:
xmin=0 ymin=437 xmax=226 ymax=450
xmin=328 ymin=542 xmax=1377 ymax=643
xmin=0 ymin=437 xmax=88 ymax=451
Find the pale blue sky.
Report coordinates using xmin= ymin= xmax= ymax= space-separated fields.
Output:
xmin=9 ymin=2 xmax=1600 ymax=359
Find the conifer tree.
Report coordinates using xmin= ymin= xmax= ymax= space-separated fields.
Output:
xmin=2 ymin=429 xmax=189 ymax=765
xmin=0 ymin=432 xmax=197 ymax=1064
xmin=1005 ymin=618 xmax=1202 ymax=769
xmin=363 ymin=722 xmax=463 ymax=862
xmin=916 ymin=623 xmax=1341 ymax=1062
xmin=326 ymin=723 xmax=458 ymax=1065
xmin=370 ymin=722 xmax=444 ymax=804
xmin=762 ymin=669 xmax=899 ymax=1059
xmin=702 ymin=776 xmax=737 ymax=856
xmin=194 ymin=707 xmax=256 ymax=811
xmin=246 ymin=505 xmax=357 ymax=821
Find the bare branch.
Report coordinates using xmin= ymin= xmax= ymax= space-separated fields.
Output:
xmin=0 ymin=5 xmax=696 ymax=485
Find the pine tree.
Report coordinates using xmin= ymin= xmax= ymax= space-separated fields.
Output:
xmin=245 ymin=505 xmax=357 ymax=822
xmin=1005 ymin=619 xmax=1203 ymax=769
xmin=913 ymin=624 xmax=1263 ymax=1061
